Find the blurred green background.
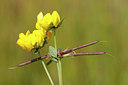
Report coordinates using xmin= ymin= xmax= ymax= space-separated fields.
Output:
xmin=0 ymin=0 xmax=128 ymax=85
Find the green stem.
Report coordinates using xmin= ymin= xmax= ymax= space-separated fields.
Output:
xmin=41 ymin=61 xmax=54 ymax=85
xmin=53 ymin=29 xmax=57 ymax=50
xmin=38 ymin=51 xmax=54 ymax=85
xmin=53 ymin=29 xmax=63 ymax=85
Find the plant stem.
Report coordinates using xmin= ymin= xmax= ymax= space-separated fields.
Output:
xmin=53 ymin=29 xmax=57 ymax=50
xmin=38 ymin=51 xmax=54 ymax=85
xmin=16 ymin=41 xmax=105 ymax=67
xmin=61 ymin=40 xmax=99 ymax=54
xmin=63 ymin=52 xmax=106 ymax=57
xmin=41 ymin=61 xmax=54 ymax=85
xmin=53 ymin=29 xmax=63 ymax=85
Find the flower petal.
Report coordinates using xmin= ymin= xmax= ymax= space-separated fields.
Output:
xmin=37 ymin=12 xmax=43 ymax=21
xmin=52 ymin=11 xmax=60 ymax=27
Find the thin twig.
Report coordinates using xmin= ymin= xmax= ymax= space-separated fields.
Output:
xmin=63 ymin=52 xmax=106 ymax=57
xmin=17 ymin=54 xmax=50 ymax=67
xmin=14 ymin=41 xmax=105 ymax=67
xmin=60 ymin=40 xmax=99 ymax=55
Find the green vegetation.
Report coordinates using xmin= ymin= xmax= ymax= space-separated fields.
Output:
xmin=0 ymin=0 xmax=128 ymax=85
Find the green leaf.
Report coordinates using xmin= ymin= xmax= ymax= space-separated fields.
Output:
xmin=49 ymin=46 xmax=57 ymax=58
xmin=51 ymin=58 xmax=58 ymax=63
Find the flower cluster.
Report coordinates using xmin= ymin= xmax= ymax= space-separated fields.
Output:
xmin=17 ymin=11 xmax=60 ymax=51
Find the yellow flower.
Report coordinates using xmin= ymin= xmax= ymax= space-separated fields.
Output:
xmin=52 ymin=11 xmax=60 ymax=27
xmin=32 ymin=30 xmax=46 ymax=47
xmin=37 ymin=12 xmax=43 ymax=21
xmin=17 ymin=30 xmax=45 ymax=51
xmin=17 ymin=33 xmax=27 ymax=50
xmin=17 ymin=11 xmax=61 ymax=51
xmin=17 ymin=30 xmax=33 ymax=51
xmin=36 ymin=11 xmax=60 ymax=31
xmin=46 ymin=31 xmax=52 ymax=42
xmin=36 ymin=12 xmax=52 ymax=30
